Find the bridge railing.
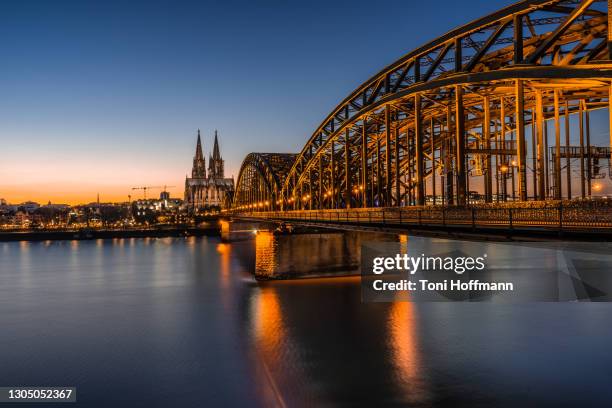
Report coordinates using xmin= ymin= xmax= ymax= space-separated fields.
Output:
xmin=232 ymin=202 xmax=612 ymax=232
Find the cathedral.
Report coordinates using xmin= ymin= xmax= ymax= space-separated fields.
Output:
xmin=184 ymin=130 xmax=234 ymax=210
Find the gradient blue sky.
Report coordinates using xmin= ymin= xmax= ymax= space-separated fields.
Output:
xmin=1 ymin=0 xmax=608 ymax=203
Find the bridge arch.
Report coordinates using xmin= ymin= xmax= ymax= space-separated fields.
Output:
xmin=233 ymin=153 xmax=297 ymax=210
xmin=276 ymin=0 xmax=612 ymax=210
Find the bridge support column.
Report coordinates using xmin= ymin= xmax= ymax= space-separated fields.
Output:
xmin=499 ymin=98 xmax=506 ymax=201
xmin=431 ymin=118 xmax=436 ymax=205
xmin=554 ymin=90 xmax=562 ymax=200
xmin=295 ymin=178 xmax=300 ymax=210
xmin=415 ymin=94 xmax=425 ymax=206
xmin=544 ymin=120 xmax=549 ymax=199
xmin=455 ymin=86 xmax=467 ymax=205
xmin=445 ymin=105 xmax=454 ymax=205
xmin=376 ymin=136 xmax=381 ymax=206
xmin=385 ymin=105 xmax=392 ymax=206
xmin=331 ymin=140 xmax=337 ymax=209
xmin=535 ymin=89 xmax=546 ymax=200
xmin=299 ymin=183 xmax=303 ymax=210
xmin=565 ymin=101 xmax=572 ymax=199
xmin=579 ymin=100 xmax=586 ymax=198
xmin=515 ymin=79 xmax=528 ymax=201
xmin=361 ymin=120 xmax=368 ymax=208
xmin=531 ymin=110 xmax=537 ymax=199
xmin=319 ymin=155 xmax=323 ymax=209
xmin=484 ymin=96 xmax=493 ymax=202
xmin=309 ymin=170 xmax=313 ymax=209
xmin=344 ymin=129 xmax=351 ymax=209
xmin=407 ymin=131 xmax=413 ymax=205
xmin=394 ymin=127 xmax=400 ymax=206
xmin=585 ymin=104 xmax=592 ymax=197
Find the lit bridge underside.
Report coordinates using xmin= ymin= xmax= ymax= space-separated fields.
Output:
xmin=232 ymin=0 xmax=612 ymax=234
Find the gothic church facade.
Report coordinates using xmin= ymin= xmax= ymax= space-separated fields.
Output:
xmin=184 ymin=130 xmax=234 ymax=210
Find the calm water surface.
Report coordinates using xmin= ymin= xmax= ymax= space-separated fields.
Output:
xmin=1 ymin=236 xmax=612 ymax=407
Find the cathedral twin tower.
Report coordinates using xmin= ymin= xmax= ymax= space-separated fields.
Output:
xmin=184 ymin=130 xmax=234 ymax=210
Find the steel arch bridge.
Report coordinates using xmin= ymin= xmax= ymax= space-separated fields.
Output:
xmin=234 ymin=0 xmax=612 ymax=215
xmin=234 ymin=153 xmax=297 ymax=210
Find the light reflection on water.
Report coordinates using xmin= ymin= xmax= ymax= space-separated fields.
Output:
xmin=1 ymin=236 xmax=612 ymax=407
xmin=255 ymin=231 xmax=277 ymax=278
xmin=388 ymin=301 xmax=429 ymax=404
xmin=254 ymin=230 xmax=394 ymax=279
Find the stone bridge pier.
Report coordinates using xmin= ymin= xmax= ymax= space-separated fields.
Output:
xmin=222 ymin=218 xmax=397 ymax=279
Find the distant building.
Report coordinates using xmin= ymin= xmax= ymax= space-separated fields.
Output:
xmin=19 ymin=201 xmax=40 ymax=212
xmin=15 ymin=211 xmax=31 ymax=226
xmin=134 ymin=198 xmax=182 ymax=213
xmin=43 ymin=202 xmax=70 ymax=210
xmin=184 ymin=130 xmax=234 ymax=210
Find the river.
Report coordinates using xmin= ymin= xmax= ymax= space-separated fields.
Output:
xmin=1 ymin=236 xmax=612 ymax=407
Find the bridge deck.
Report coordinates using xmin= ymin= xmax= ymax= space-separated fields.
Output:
xmin=230 ymin=205 xmax=612 ymax=239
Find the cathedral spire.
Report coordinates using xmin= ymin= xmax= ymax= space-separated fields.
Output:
xmin=208 ymin=130 xmax=225 ymax=179
xmin=192 ymin=129 xmax=206 ymax=178
xmin=212 ymin=130 xmax=221 ymax=160
xmin=195 ymin=129 xmax=204 ymax=161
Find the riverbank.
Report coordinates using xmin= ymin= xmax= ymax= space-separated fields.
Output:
xmin=0 ymin=226 xmax=219 ymax=242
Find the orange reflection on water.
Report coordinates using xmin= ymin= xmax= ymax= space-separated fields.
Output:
xmin=216 ymin=243 xmax=231 ymax=288
xmin=255 ymin=231 xmax=278 ymax=278
xmin=388 ymin=301 xmax=429 ymax=403
xmin=399 ymin=234 xmax=409 ymax=255
xmin=219 ymin=220 xmax=231 ymax=241
xmin=253 ymin=287 xmax=285 ymax=353
xmin=251 ymin=286 xmax=288 ymax=407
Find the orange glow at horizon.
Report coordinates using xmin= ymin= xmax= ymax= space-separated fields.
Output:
xmin=0 ymin=184 xmax=185 ymax=205
xmin=0 ymin=144 xmax=239 ymax=205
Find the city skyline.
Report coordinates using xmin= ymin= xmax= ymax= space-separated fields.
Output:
xmin=0 ymin=0 xmax=514 ymax=205
xmin=1 ymin=129 xmax=227 ymax=205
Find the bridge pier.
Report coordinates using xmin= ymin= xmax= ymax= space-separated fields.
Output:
xmin=251 ymin=229 xmax=396 ymax=280
xmin=220 ymin=219 xmax=266 ymax=243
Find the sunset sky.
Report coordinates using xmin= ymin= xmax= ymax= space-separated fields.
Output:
xmin=1 ymin=0 xmax=610 ymax=204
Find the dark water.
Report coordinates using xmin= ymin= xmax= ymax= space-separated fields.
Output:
xmin=1 ymin=236 xmax=612 ymax=407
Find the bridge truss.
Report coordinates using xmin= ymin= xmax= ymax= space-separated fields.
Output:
xmin=235 ymin=0 xmax=612 ymax=212
xmin=234 ymin=153 xmax=297 ymax=209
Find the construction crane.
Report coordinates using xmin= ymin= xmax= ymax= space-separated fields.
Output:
xmin=131 ymin=185 xmax=176 ymax=200
xmin=132 ymin=186 xmax=162 ymax=200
